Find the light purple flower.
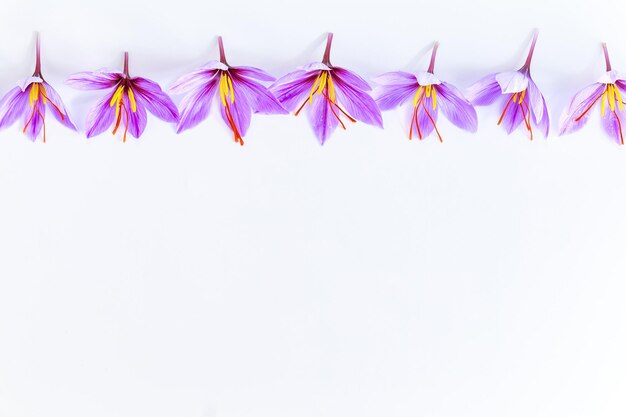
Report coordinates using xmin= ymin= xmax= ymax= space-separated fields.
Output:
xmin=559 ymin=43 xmax=626 ymax=144
xmin=170 ymin=36 xmax=287 ymax=146
xmin=0 ymin=33 xmax=75 ymax=142
xmin=67 ymin=52 xmax=178 ymax=141
xmin=373 ymin=42 xmax=477 ymax=141
xmin=269 ymin=33 xmax=383 ymax=145
xmin=466 ymin=31 xmax=549 ymax=140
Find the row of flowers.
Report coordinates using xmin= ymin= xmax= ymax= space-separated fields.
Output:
xmin=0 ymin=32 xmax=623 ymax=145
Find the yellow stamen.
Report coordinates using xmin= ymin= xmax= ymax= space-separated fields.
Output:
xmin=512 ymin=93 xmax=518 ymax=104
xmin=39 ymin=84 xmax=48 ymax=105
xmin=110 ymin=85 xmax=124 ymax=107
xmin=226 ymin=75 xmax=235 ymax=103
xmin=426 ymin=85 xmax=431 ymax=98
xmin=608 ymin=84 xmax=616 ymax=112
xmin=518 ymin=90 xmax=526 ymax=104
xmin=308 ymin=74 xmax=322 ymax=103
xmin=29 ymin=83 xmax=39 ymax=106
xmin=432 ymin=87 xmax=437 ymax=110
xmin=615 ymin=85 xmax=624 ymax=111
xmin=601 ymin=89 xmax=607 ymax=116
xmin=413 ymin=86 xmax=423 ymax=107
xmin=219 ymin=74 xmax=228 ymax=106
xmin=316 ymin=72 xmax=327 ymax=96
xmin=327 ymin=75 xmax=336 ymax=102
xmin=127 ymin=87 xmax=137 ymax=112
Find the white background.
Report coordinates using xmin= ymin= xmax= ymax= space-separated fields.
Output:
xmin=0 ymin=0 xmax=625 ymax=416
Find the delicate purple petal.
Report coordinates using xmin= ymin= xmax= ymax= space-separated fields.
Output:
xmin=231 ymin=75 xmax=287 ymax=115
xmin=372 ymin=71 xmax=417 ymax=86
xmin=331 ymin=67 xmax=372 ymax=91
xmin=601 ymin=109 xmax=626 ymax=144
xmin=307 ymin=93 xmax=339 ymax=145
xmin=23 ymin=99 xmax=44 ymax=141
xmin=231 ymin=66 xmax=276 ymax=82
xmin=332 ymin=75 xmax=383 ymax=127
xmin=219 ymin=91 xmax=252 ymax=137
xmin=131 ymin=77 xmax=178 ymax=122
xmin=125 ymin=94 xmax=148 ymax=138
xmin=558 ymin=83 xmax=604 ymax=135
xmin=435 ymin=82 xmax=477 ymax=132
xmin=500 ymin=94 xmax=524 ymax=134
xmin=495 ymin=70 xmax=529 ymax=94
xmin=0 ymin=87 xmax=29 ymax=130
xmin=169 ymin=69 xmax=218 ymax=95
xmin=532 ymin=95 xmax=550 ymax=137
xmin=467 ymin=74 xmax=503 ymax=106
xmin=85 ymin=93 xmax=117 ymax=138
xmin=176 ymin=80 xmax=219 ymax=133
xmin=526 ymin=78 xmax=546 ymax=124
xmin=66 ymin=71 xmax=122 ymax=90
xmin=42 ymin=82 xmax=76 ymax=130
xmin=269 ymin=70 xmax=319 ymax=111
xmin=413 ymin=95 xmax=438 ymax=139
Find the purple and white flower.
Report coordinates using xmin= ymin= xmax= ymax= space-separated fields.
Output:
xmin=67 ymin=52 xmax=178 ymax=141
xmin=0 ymin=33 xmax=75 ymax=142
xmin=466 ymin=31 xmax=549 ymax=140
xmin=373 ymin=42 xmax=477 ymax=141
xmin=170 ymin=36 xmax=287 ymax=146
xmin=269 ymin=33 xmax=383 ymax=145
xmin=559 ymin=43 xmax=626 ymax=144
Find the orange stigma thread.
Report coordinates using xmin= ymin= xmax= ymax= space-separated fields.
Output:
xmin=219 ymin=72 xmax=244 ymax=146
xmin=497 ymin=90 xmax=533 ymax=140
xmin=109 ymin=84 xmax=137 ymax=143
xmin=409 ymin=85 xmax=442 ymax=142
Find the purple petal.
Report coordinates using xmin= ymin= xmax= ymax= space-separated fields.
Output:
xmin=176 ymin=80 xmax=219 ymax=133
xmin=332 ymin=74 xmax=383 ymax=127
xmin=558 ymin=83 xmax=604 ymax=135
xmin=42 ymin=82 xmax=76 ymax=130
xmin=500 ymin=94 xmax=524 ymax=134
xmin=307 ymin=93 xmax=339 ymax=145
xmin=125 ymin=94 xmax=148 ymax=139
xmin=219 ymin=92 xmax=252 ymax=138
xmin=131 ymin=77 xmax=178 ymax=122
xmin=467 ymin=74 xmax=502 ymax=106
xmin=269 ymin=70 xmax=319 ymax=111
xmin=434 ymin=82 xmax=477 ymax=132
xmin=372 ymin=72 xmax=419 ymax=111
xmin=532 ymin=95 xmax=550 ymax=137
xmin=23 ymin=100 xmax=44 ymax=141
xmin=526 ymin=78 xmax=546 ymax=124
xmin=413 ymin=95 xmax=438 ymax=139
xmin=601 ymin=108 xmax=626 ymax=144
xmin=66 ymin=71 xmax=122 ymax=90
xmin=331 ymin=67 xmax=372 ymax=91
xmin=0 ymin=87 xmax=29 ymax=130
xmin=231 ymin=75 xmax=287 ymax=115
xmin=85 ymin=92 xmax=117 ymax=138
xmin=169 ymin=69 xmax=217 ymax=95
xmin=231 ymin=66 xmax=276 ymax=82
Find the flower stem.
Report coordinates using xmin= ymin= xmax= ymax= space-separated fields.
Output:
xmin=602 ymin=43 xmax=612 ymax=71
xmin=123 ymin=52 xmax=129 ymax=76
xmin=218 ymin=36 xmax=228 ymax=65
xmin=33 ymin=32 xmax=42 ymax=76
xmin=427 ymin=41 xmax=439 ymax=73
xmin=521 ymin=30 xmax=539 ymax=71
xmin=322 ymin=32 xmax=333 ymax=65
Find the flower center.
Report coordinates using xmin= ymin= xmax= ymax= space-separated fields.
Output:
xmin=109 ymin=84 xmax=137 ymax=142
xmin=294 ymin=71 xmax=356 ymax=130
xmin=497 ymin=89 xmax=533 ymax=140
xmin=409 ymin=85 xmax=442 ymax=142
xmin=22 ymin=82 xmax=65 ymax=143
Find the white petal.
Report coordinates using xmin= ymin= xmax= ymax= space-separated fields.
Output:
xmin=597 ymin=70 xmax=624 ymax=84
xmin=416 ymin=71 xmax=441 ymax=86
xmin=495 ymin=71 xmax=529 ymax=94
xmin=298 ymin=62 xmax=331 ymax=72
xmin=201 ymin=60 xmax=229 ymax=71
xmin=17 ymin=76 xmax=42 ymax=91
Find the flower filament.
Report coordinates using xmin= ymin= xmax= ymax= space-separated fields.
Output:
xmin=294 ymin=70 xmax=356 ymax=129
xmin=409 ymin=84 xmax=442 ymax=141
xmin=109 ymin=84 xmax=137 ymax=142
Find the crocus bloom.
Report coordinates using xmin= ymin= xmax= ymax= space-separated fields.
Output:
xmin=0 ymin=33 xmax=75 ymax=142
xmin=269 ymin=33 xmax=383 ymax=144
xmin=170 ymin=37 xmax=287 ymax=145
xmin=466 ymin=31 xmax=549 ymax=140
xmin=559 ymin=43 xmax=626 ymax=144
xmin=66 ymin=52 xmax=178 ymax=141
xmin=373 ymin=42 xmax=477 ymax=141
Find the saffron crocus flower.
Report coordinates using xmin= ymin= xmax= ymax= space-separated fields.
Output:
xmin=269 ymin=33 xmax=383 ymax=145
xmin=373 ymin=42 xmax=477 ymax=141
xmin=66 ymin=52 xmax=178 ymax=141
xmin=559 ymin=43 xmax=626 ymax=144
xmin=170 ymin=37 xmax=287 ymax=146
xmin=466 ymin=31 xmax=549 ymax=140
xmin=0 ymin=33 xmax=75 ymax=142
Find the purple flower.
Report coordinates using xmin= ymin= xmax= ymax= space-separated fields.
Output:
xmin=269 ymin=33 xmax=383 ymax=145
xmin=559 ymin=43 xmax=626 ymax=144
xmin=466 ymin=31 xmax=549 ymax=140
xmin=373 ymin=42 xmax=477 ymax=141
xmin=170 ymin=36 xmax=287 ymax=146
xmin=67 ymin=52 xmax=178 ymax=141
xmin=0 ymin=33 xmax=75 ymax=142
